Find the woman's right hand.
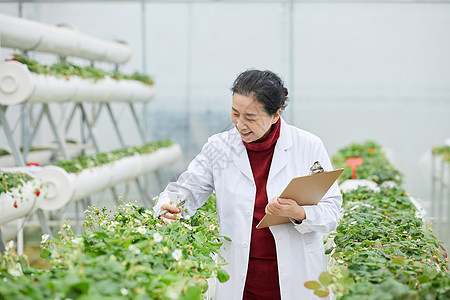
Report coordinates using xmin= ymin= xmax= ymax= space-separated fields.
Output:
xmin=159 ymin=203 xmax=182 ymax=221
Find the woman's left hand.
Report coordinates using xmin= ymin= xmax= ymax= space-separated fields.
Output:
xmin=265 ymin=197 xmax=306 ymax=223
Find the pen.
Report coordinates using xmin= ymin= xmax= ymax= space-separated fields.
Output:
xmin=156 ymin=199 xmax=187 ymax=219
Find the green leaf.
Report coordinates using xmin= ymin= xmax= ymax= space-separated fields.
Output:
xmin=217 ymin=269 xmax=230 ymax=283
xmin=417 ymin=275 xmax=430 ymax=283
xmin=161 ymin=274 xmax=179 ymax=284
xmin=325 ymin=248 xmax=334 ymax=255
xmin=391 ymin=256 xmax=406 ymax=266
xmin=40 ymin=249 xmax=50 ymax=259
xmin=67 ymin=281 xmax=90 ymax=298
xmin=182 ymin=285 xmax=202 ymax=300
xmin=343 ymin=277 xmax=355 ymax=286
xmin=304 ymin=281 xmax=321 ymax=290
xmin=314 ymin=288 xmax=330 ymax=297
xmin=318 ymin=272 xmax=333 ymax=287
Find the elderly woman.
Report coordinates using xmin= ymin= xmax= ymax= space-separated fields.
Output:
xmin=154 ymin=70 xmax=342 ymax=300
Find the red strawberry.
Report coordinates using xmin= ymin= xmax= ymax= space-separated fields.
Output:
xmin=14 ymin=201 xmax=18 ymax=208
xmin=35 ymin=189 xmax=41 ymax=197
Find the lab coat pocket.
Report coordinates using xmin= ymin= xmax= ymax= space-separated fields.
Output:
xmin=303 ymin=231 xmax=324 ymax=253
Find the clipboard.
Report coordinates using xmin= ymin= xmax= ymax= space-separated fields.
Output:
xmin=256 ymin=168 xmax=344 ymax=229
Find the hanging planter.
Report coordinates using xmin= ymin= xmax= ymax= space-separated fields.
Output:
xmin=0 ymin=144 xmax=85 ymax=167
xmin=0 ymin=13 xmax=132 ymax=64
xmin=0 ymin=171 xmax=42 ymax=226
xmin=0 ymin=61 xmax=156 ymax=106
xmin=35 ymin=142 xmax=181 ymax=211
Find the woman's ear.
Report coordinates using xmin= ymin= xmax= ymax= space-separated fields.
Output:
xmin=272 ymin=109 xmax=282 ymax=124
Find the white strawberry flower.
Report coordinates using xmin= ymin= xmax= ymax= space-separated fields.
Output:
xmin=120 ymin=288 xmax=129 ymax=296
xmin=208 ymin=224 xmax=216 ymax=231
xmin=41 ymin=234 xmax=50 ymax=244
xmin=153 ymin=232 xmax=163 ymax=242
xmin=8 ymin=263 xmax=22 ymax=277
xmin=137 ymin=226 xmax=147 ymax=234
xmin=172 ymin=249 xmax=182 ymax=261
xmin=6 ymin=240 xmax=14 ymax=251
xmin=128 ymin=244 xmax=141 ymax=255
xmin=72 ymin=237 xmax=83 ymax=245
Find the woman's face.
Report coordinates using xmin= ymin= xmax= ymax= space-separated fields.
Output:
xmin=231 ymin=93 xmax=281 ymax=143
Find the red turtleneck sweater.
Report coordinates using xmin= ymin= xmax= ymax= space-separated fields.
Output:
xmin=242 ymin=119 xmax=281 ymax=300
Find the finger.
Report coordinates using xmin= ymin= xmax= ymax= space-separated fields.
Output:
xmin=277 ymin=198 xmax=296 ymax=206
xmin=160 ymin=204 xmax=182 ymax=214
xmin=162 ymin=212 xmax=180 ymax=220
xmin=271 ymin=201 xmax=285 ymax=210
xmin=265 ymin=203 xmax=275 ymax=215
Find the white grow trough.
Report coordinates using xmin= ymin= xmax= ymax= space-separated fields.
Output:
xmin=35 ymin=143 xmax=182 ymax=211
xmin=0 ymin=174 xmax=42 ymax=226
xmin=0 ymin=13 xmax=132 ymax=64
xmin=0 ymin=61 xmax=156 ymax=106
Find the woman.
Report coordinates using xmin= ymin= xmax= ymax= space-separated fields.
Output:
xmin=154 ymin=70 xmax=342 ymax=300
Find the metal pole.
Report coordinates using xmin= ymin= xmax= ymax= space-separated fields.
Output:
xmin=185 ymin=3 xmax=193 ymax=153
xmin=0 ymin=228 xmax=6 ymax=254
xmin=17 ymin=219 xmax=24 ymax=255
xmin=288 ymin=0 xmax=295 ymax=124
xmin=445 ymin=162 xmax=450 ymax=245
xmin=431 ymin=153 xmax=436 ymax=221
xmin=21 ymin=103 xmax=30 ymax=161
xmin=129 ymin=103 xmax=147 ymax=144
xmin=36 ymin=210 xmax=53 ymax=239
xmin=64 ymin=103 xmax=78 ymax=135
xmin=0 ymin=106 xmax=26 ymax=166
xmin=43 ymin=104 xmax=70 ymax=160
xmin=437 ymin=159 xmax=445 ymax=238
xmin=141 ymin=0 xmax=150 ymax=142
xmin=141 ymin=0 xmax=147 ymax=74
xmin=79 ymin=103 xmax=100 ymax=152
xmin=24 ymin=105 xmax=44 ymax=157
xmin=105 ymin=103 xmax=126 ymax=147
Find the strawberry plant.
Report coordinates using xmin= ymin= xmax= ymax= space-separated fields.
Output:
xmin=432 ymin=145 xmax=450 ymax=163
xmin=11 ymin=54 xmax=154 ymax=86
xmin=307 ymin=140 xmax=449 ymax=299
xmin=306 ymin=186 xmax=449 ymax=299
xmin=332 ymin=140 xmax=403 ymax=185
xmin=0 ymin=171 xmax=32 ymax=194
xmin=54 ymin=140 xmax=174 ymax=173
xmin=0 ymin=195 xmax=229 ymax=299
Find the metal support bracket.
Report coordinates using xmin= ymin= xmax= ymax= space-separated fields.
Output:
xmin=0 ymin=105 xmax=26 ymax=166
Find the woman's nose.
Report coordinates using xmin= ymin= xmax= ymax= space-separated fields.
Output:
xmin=235 ymin=118 xmax=247 ymax=130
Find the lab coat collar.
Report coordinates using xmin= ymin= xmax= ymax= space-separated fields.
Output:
xmin=230 ymin=117 xmax=293 ymax=182
xmin=230 ymin=117 xmax=292 ymax=151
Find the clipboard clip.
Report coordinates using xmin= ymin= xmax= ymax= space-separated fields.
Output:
xmin=310 ymin=161 xmax=324 ymax=174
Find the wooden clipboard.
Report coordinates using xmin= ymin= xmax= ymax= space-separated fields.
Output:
xmin=256 ymin=168 xmax=344 ymax=229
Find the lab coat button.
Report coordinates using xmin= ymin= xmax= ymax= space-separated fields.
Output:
xmin=241 ymin=273 xmax=245 ymax=279
xmin=242 ymin=242 xmax=248 ymax=248
xmin=245 ymin=210 xmax=251 ymax=216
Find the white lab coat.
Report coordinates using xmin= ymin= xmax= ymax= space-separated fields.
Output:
xmin=154 ymin=118 xmax=342 ymax=300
